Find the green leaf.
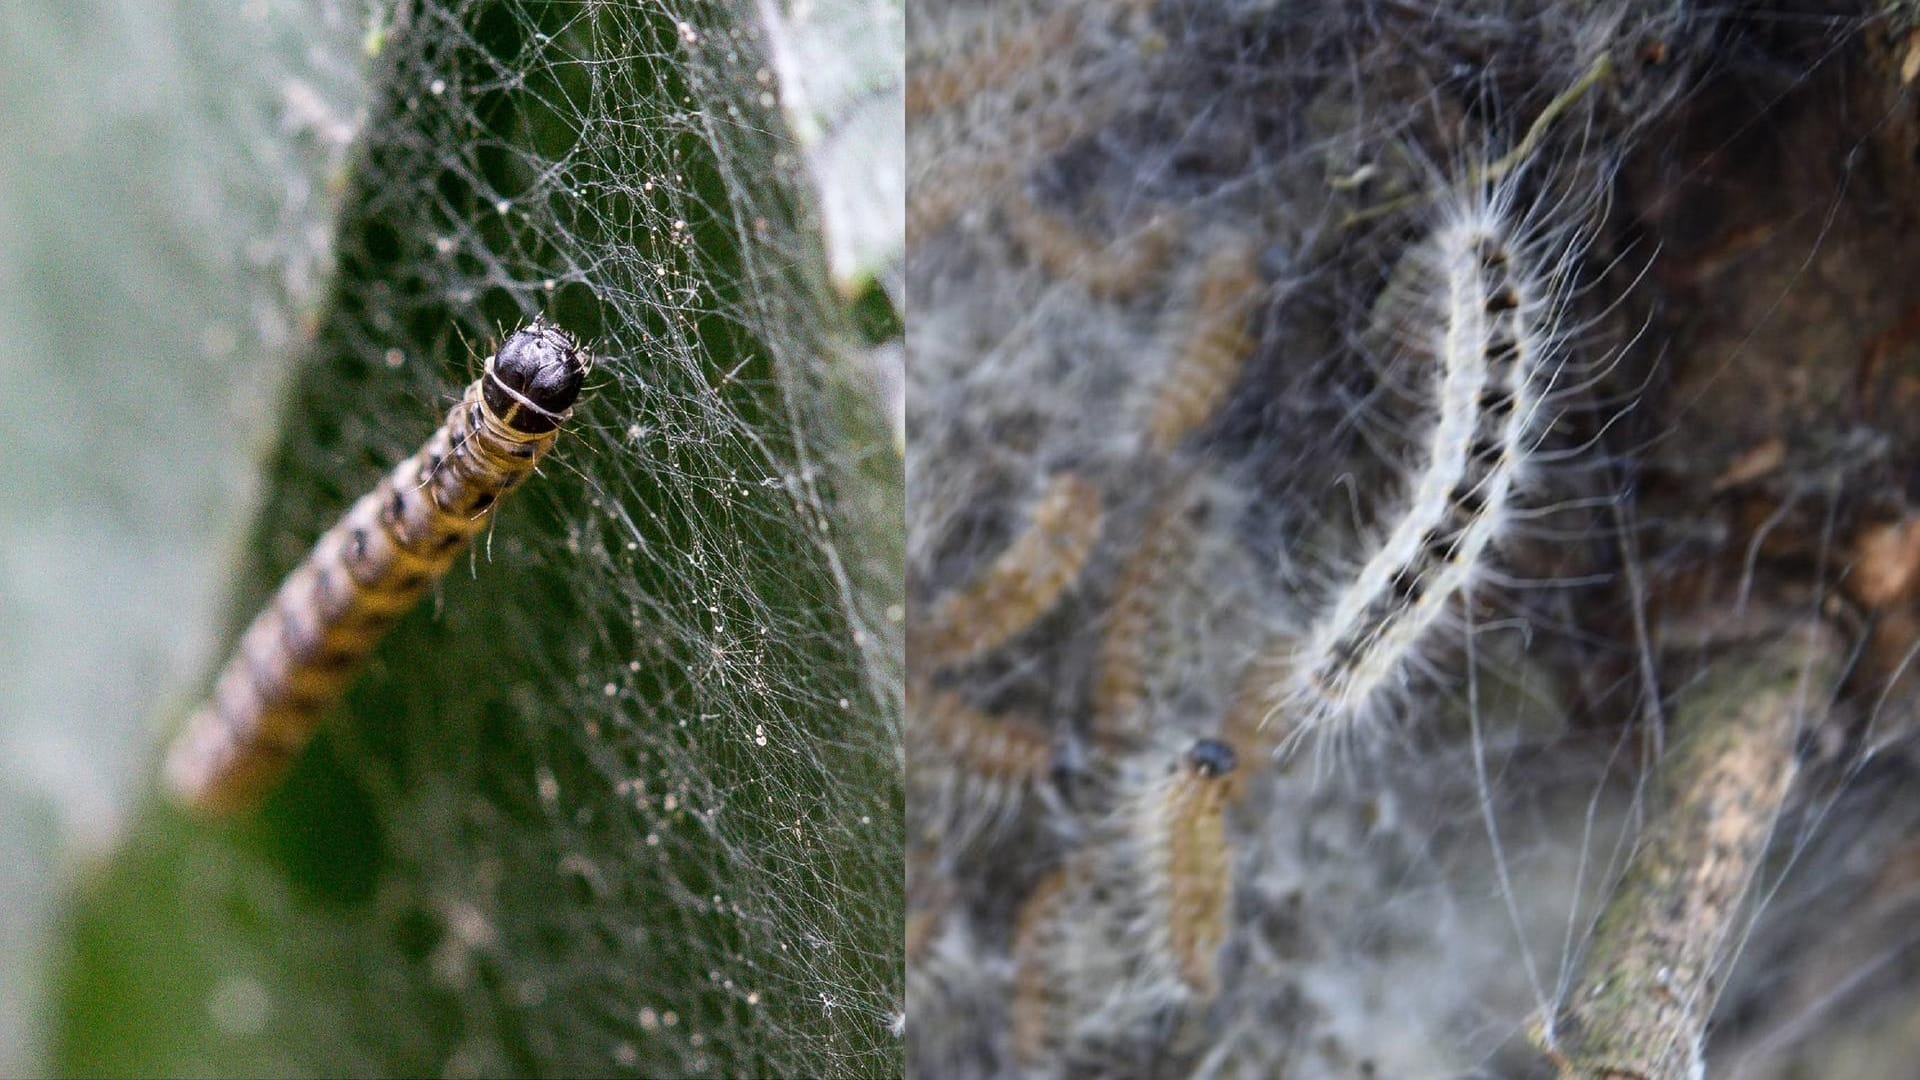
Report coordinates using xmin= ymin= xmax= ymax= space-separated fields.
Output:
xmin=46 ymin=1 xmax=903 ymax=1076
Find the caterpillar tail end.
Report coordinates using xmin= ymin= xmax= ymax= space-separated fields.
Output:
xmin=162 ymin=709 xmax=287 ymax=817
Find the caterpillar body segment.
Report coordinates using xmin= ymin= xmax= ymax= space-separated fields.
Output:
xmin=1292 ymin=197 xmax=1552 ymax=735
xmin=164 ymin=318 xmax=588 ymax=815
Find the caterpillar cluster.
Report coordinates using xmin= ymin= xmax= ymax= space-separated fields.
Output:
xmin=903 ymin=1 xmax=1674 ymax=1076
xmin=906 ymin=1 xmax=1275 ymax=1042
xmin=164 ymin=318 xmax=588 ymax=814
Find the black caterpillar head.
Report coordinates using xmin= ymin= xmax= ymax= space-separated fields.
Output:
xmin=1185 ymin=738 xmax=1238 ymax=778
xmin=485 ymin=316 xmax=588 ymax=434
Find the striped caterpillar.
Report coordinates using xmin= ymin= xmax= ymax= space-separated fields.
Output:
xmin=905 ymin=4 xmax=1085 ymax=119
xmin=1218 ymin=641 xmax=1297 ymax=797
xmin=1145 ymin=240 xmax=1263 ymax=453
xmin=1289 ymin=190 xmax=1556 ymax=736
xmin=163 ymin=318 xmax=588 ymax=814
xmin=1000 ymin=192 xmax=1181 ymax=301
xmin=905 ymin=0 xmax=1154 ymax=247
xmin=1092 ymin=492 xmax=1193 ymax=752
xmin=1010 ymin=865 xmax=1071 ymax=1066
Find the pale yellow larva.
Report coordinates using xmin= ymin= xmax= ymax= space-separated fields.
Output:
xmin=1143 ymin=738 xmax=1237 ymax=996
xmin=1000 ymin=192 xmax=1182 ymax=301
xmin=1011 ymin=866 xmax=1072 ymax=1066
xmin=910 ymin=684 xmax=1056 ymax=848
xmin=906 ymin=5 xmax=1085 ymax=119
xmin=1217 ymin=643 xmax=1296 ymax=803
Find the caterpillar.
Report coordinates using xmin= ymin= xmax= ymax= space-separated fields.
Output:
xmin=1092 ymin=491 xmax=1193 ymax=753
xmin=908 ymin=0 xmax=1159 ymax=120
xmin=910 ymin=683 xmax=1056 ymax=848
xmin=906 ymin=851 xmax=951 ymax=967
xmin=163 ymin=317 xmax=589 ymax=814
xmin=1145 ymin=241 xmax=1263 ymax=453
xmin=907 ymin=155 xmax=1012 ymax=246
xmin=906 ymin=0 xmax=1155 ymax=247
xmin=916 ymin=470 xmax=1104 ymax=669
xmin=999 ymin=192 xmax=1181 ymax=301
xmin=1291 ymin=191 xmax=1554 ymax=734
xmin=1010 ymin=865 xmax=1071 ymax=1066
xmin=1217 ymin=640 xmax=1297 ymax=799
xmin=905 ymin=5 xmax=1085 ymax=119
xmin=1024 ymin=738 xmax=1237 ymax=1067
xmin=906 ymin=107 xmax=1104 ymax=245
xmin=1132 ymin=738 xmax=1237 ymax=998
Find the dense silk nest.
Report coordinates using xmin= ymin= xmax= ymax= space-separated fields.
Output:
xmin=906 ymin=2 xmax=1920 ymax=1076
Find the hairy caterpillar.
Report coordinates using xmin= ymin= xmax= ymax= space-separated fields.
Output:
xmin=1019 ymin=738 xmax=1238 ymax=1066
xmin=1145 ymin=241 xmax=1263 ymax=453
xmin=1010 ymin=865 xmax=1071 ymax=1066
xmin=906 ymin=855 xmax=951 ymax=967
xmin=1000 ymin=192 xmax=1181 ymax=301
xmin=1132 ymin=738 xmax=1237 ymax=997
xmin=916 ymin=470 xmax=1104 ymax=668
xmin=1291 ymin=189 xmax=1555 ymax=734
xmin=908 ymin=0 xmax=1158 ymax=120
xmin=905 ymin=0 xmax=1156 ymax=247
xmin=164 ymin=318 xmax=589 ymax=814
xmin=910 ymin=684 xmax=1055 ymax=847
xmin=907 ymin=156 xmax=1011 ymax=246
xmin=905 ymin=5 xmax=1085 ymax=119
xmin=1217 ymin=641 xmax=1297 ymax=798
xmin=1092 ymin=491 xmax=1193 ymax=752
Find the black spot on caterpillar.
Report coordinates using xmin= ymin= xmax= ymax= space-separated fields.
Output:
xmin=163 ymin=317 xmax=589 ymax=814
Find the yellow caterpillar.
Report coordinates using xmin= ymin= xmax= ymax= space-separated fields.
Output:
xmin=1136 ymin=737 xmax=1236 ymax=997
xmin=1092 ymin=491 xmax=1193 ymax=752
xmin=910 ymin=683 xmax=1056 ymax=847
xmin=164 ymin=318 xmax=589 ymax=814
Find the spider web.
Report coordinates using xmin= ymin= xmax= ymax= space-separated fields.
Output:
xmin=52 ymin=1 xmax=902 ymax=1077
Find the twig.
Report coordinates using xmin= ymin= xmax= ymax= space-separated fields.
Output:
xmin=1341 ymin=51 xmax=1614 ymax=230
xmin=1538 ymin=623 xmax=1843 ymax=1079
